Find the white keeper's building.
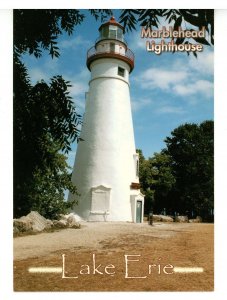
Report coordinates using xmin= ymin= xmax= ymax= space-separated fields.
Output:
xmin=68 ymin=16 xmax=144 ymax=222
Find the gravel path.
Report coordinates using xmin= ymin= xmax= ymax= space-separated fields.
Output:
xmin=14 ymin=222 xmax=194 ymax=260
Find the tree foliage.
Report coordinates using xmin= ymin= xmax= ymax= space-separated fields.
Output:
xmin=119 ymin=9 xmax=214 ymax=55
xmin=14 ymin=58 xmax=80 ymax=217
xmin=14 ymin=9 xmax=114 ymax=218
xmin=14 ymin=9 xmax=85 ymax=58
xmin=14 ymin=9 xmax=214 ymax=60
xmin=164 ymin=120 xmax=214 ymax=218
xmin=137 ymin=150 xmax=175 ymax=214
xmin=138 ymin=121 xmax=214 ymax=220
xmin=14 ymin=9 xmax=112 ymax=59
xmin=27 ymin=152 xmax=77 ymax=220
xmin=13 ymin=9 xmax=114 ymax=218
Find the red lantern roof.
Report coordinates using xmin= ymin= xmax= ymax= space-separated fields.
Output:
xmin=99 ymin=16 xmax=125 ymax=32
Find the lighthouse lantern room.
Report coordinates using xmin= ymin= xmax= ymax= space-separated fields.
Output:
xmin=68 ymin=16 xmax=144 ymax=222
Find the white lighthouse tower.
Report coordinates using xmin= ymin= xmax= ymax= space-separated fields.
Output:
xmin=69 ymin=16 xmax=144 ymax=222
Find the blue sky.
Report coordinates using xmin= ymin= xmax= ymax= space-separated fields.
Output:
xmin=22 ymin=9 xmax=214 ymax=168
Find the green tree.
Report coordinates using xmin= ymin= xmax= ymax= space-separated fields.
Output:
xmin=149 ymin=152 xmax=175 ymax=214
xmin=137 ymin=149 xmax=155 ymax=213
xmin=13 ymin=9 xmax=114 ymax=218
xmin=119 ymin=9 xmax=214 ymax=52
xmin=14 ymin=9 xmax=112 ymax=58
xmin=138 ymin=121 xmax=213 ymax=219
xmin=14 ymin=9 xmax=213 ymax=60
xmin=164 ymin=120 xmax=214 ymax=219
xmin=14 ymin=58 xmax=80 ymax=217
xmin=137 ymin=150 xmax=175 ymax=214
xmin=28 ymin=151 xmax=77 ymax=220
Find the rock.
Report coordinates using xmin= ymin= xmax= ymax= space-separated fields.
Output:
xmin=58 ymin=213 xmax=81 ymax=229
xmin=152 ymin=215 xmax=173 ymax=222
xmin=26 ymin=211 xmax=50 ymax=232
xmin=160 ymin=215 xmax=174 ymax=222
xmin=14 ymin=211 xmax=55 ymax=233
xmin=152 ymin=215 xmax=162 ymax=222
xmin=189 ymin=219 xmax=198 ymax=223
xmin=45 ymin=219 xmax=54 ymax=229
xmin=62 ymin=213 xmax=82 ymax=222
xmin=13 ymin=211 xmax=81 ymax=234
xmin=13 ymin=226 xmax=20 ymax=234
xmin=175 ymin=216 xmax=188 ymax=223
xmin=13 ymin=216 xmax=33 ymax=232
xmin=189 ymin=216 xmax=202 ymax=223
xmin=53 ymin=219 xmax=68 ymax=228
xmin=67 ymin=215 xmax=81 ymax=229
xmin=196 ymin=216 xmax=202 ymax=222
xmin=53 ymin=216 xmax=80 ymax=229
xmin=59 ymin=214 xmax=68 ymax=221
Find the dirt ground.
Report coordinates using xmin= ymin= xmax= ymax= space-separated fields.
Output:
xmin=14 ymin=222 xmax=214 ymax=292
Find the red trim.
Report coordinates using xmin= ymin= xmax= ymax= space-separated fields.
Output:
xmin=130 ymin=182 xmax=141 ymax=190
xmin=87 ymin=52 xmax=134 ymax=73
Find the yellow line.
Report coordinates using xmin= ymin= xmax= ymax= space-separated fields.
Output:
xmin=174 ymin=267 xmax=204 ymax=273
xmin=28 ymin=267 xmax=62 ymax=273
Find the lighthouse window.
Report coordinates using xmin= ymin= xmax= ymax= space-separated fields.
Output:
xmin=118 ymin=67 xmax=125 ymax=77
xmin=117 ymin=28 xmax=123 ymax=41
xmin=109 ymin=25 xmax=117 ymax=39
xmin=134 ymin=153 xmax=139 ymax=178
xmin=109 ymin=29 xmax=117 ymax=39
xmin=101 ymin=26 xmax=109 ymax=38
xmin=136 ymin=160 xmax=139 ymax=177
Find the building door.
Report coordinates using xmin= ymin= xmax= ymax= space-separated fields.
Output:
xmin=136 ymin=201 xmax=142 ymax=223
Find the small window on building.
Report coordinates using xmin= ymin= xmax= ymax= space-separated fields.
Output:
xmin=134 ymin=153 xmax=139 ymax=178
xmin=118 ymin=67 xmax=125 ymax=77
xmin=110 ymin=42 xmax=115 ymax=52
xmin=101 ymin=26 xmax=109 ymax=38
xmin=109 ymin=25 xmax=117 ymax=39
xmin=136 ymin=159 xmax=139 ymax=177
xmin=117 ymin=28 xmax=123 ymax=41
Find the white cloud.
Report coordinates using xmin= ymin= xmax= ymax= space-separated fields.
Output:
xmin=188 ymin=49 xmax=214 ymax=75
xmin=128 ymin=31 xmax=146 ymax=51
xmin=64 ymin=69 xmax=89 ymax=100
xmin=68 ymin=81 xmax=87 ymax=97
xmin=134 ymin=47 xmax=214 ymax=101
xmin=63 ymin=69 xmax=90 ymax=113
xmin=43 ymin=57 xmax=60 ymax=74
xmin=155 ymin=105 xmax=185 ymax=115
xmin=135 ymin=67 xmax=188 ymax=90
xmin=29 ymin=67 xmax=49 ymax=82
xmin=131 ymin=97 xmax=152 ymax=111
xmin=173 ymin=79 xmax=213 ymax=98
xmin=27 ymin=57 xmax=61 ymax=84
xmin=59 ymin=36 xmax=91 ymax=50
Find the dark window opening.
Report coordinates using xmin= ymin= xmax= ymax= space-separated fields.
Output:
xmin=136 ymin=160 xmax=139 ymax=177
xmin=109 ymin=29 xmax=117 ymax=39
xmin=110 ymin=42 xmax=115 ymax=52
xmin=118 ymin=67 xmax=125 ymax=77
